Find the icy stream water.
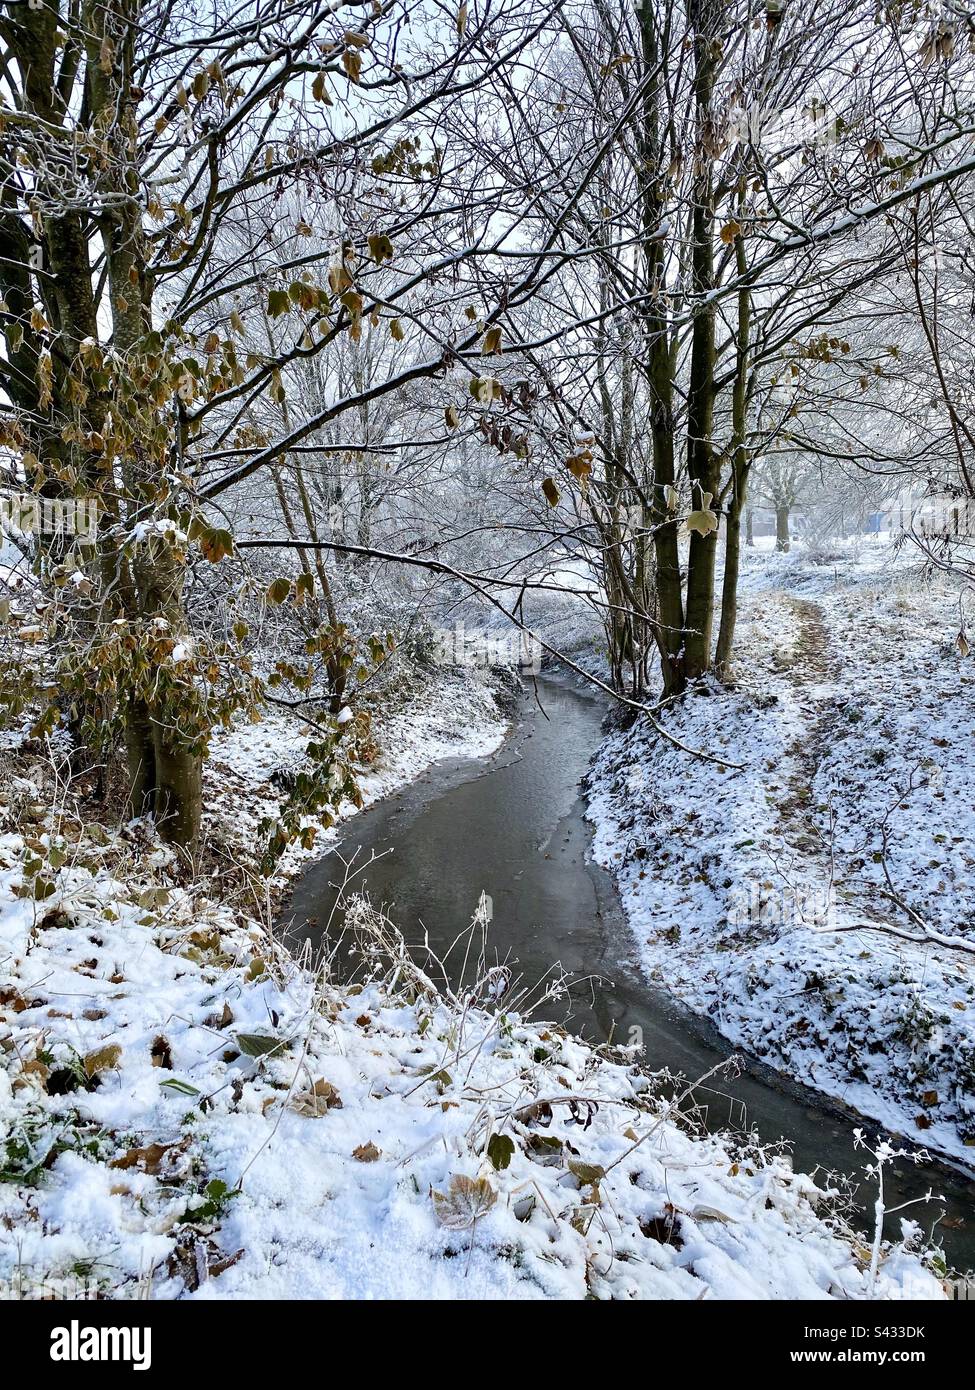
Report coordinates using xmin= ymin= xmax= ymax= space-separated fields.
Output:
xmin=283 ymin=674 xmax=975 ymax=1272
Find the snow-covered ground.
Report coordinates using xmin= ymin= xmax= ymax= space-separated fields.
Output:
xmin=588 ymin=537 xmax=975 ymax=1167
xmin=0 ymin=655 xmax=944 ymax=1299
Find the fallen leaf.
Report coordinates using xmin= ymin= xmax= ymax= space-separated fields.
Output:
xmin=204 ymin=1001 xmax=234 ymax=1030
xmin=289 ymin=1078 xmax=343 ymax=1117
xmin=83 ymin=1043 xmax=121 ymax=1078
xmin=352 ymin=1141 xmax=381 ymax=1162
xmin=17 ymin=1058 xmax=49 ymax=1091
xmin=568 ymin=1159 xmax=605 ymax=1186
xmin=110 ymin=1142 xmax=176 ymax=1175
xmin=432 ymin=1174 xmax=497 ymax=1229
xmin=236 ymin=1032 xmax=287 ymax=1058
xmin=487 ymin=1133 xmax=515 ymax=1171
xmin=208 ymin=1247 xmax=244 ymax=1278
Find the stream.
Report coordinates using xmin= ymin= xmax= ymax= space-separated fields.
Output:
xmin=282 ymin=673 xmax=975 ymax=1271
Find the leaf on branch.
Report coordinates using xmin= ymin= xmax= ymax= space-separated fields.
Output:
xmin=482 ymin=326 xmax=503 ymax=356
xmin=468 ymin=375 xmax=502 ymax=403
xmin=600 ymin=53 xmax=632 ymax=76
xmin=341 ymin=290 xmax=363 ymax=319
xmin=328 ymin=262 xmax=353 ymax=294
xmin=194 ymin=524 xmax=233 ymax=563
xmin=311 ymin=72 xmax=333 ymax=105
xmin=368 ymin=233 xmax=394 ymax=264
xmin=266 ymin=577 xmax=291 ymax=605
xmin=685 ymin=493 xmax=719 ymax=537
xmin=457 ymin=3 xmax=469 ymax=37
xmin=719 ymin=219 xmax=742 ymax=244
xmin=542 ymin=477 xmax=560 ymax=507
xmin=343 ymin=49 xmax=362 ymax=83
xmin=445 ymin=405 xmax=460 ymax=429
xmin=37 ymin=350 xmax=53 ymax=411
xmin=389 ymin=318 xmax=405 ymax=341
xmin=267 ymin=289 xmax=290 ymax=318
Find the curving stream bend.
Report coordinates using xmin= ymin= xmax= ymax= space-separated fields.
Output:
xmin=282 ymin=673 xmax=975 ymax=1270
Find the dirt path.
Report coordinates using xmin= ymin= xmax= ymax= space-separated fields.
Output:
xmin=774 ymin=595 xmax=840 ymax=859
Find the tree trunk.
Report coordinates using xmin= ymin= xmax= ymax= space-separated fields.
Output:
xmin=715 ymin=222 xmax=751 ymax=683
xmin=682 ymin=0 xmax=720 ymax=683
xmin=124 ymin=702 xmax=157 ymax=816
xmin=85 ymin=0 xmax=203 ymax=846
xmin=638 ymin=4 xmax=685 ymax=696
xmin=152 ymin=734 xmax=203 ymax=849
xmin=776 ymin=505 xmax=791 ymax=552
xmin=746 ymin=508 xmax=754 ymax=547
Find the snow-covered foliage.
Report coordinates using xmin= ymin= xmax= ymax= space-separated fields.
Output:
xmin=0 ymin=666 xmax=943 ymax=1300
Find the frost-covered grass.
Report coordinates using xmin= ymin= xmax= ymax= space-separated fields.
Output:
xmin=588 ymin=538 xmax=975 ymax=1166
xmin=0 ymin=657 xmax=944 ymax=1299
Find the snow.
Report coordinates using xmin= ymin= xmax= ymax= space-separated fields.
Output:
xmin=587 ymin=538 xmax=975 ymax=1167
xmin=0 ymin=658 xmax=944 ymax=1299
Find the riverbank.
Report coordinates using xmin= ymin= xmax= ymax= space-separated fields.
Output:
xmin=587 ymin=540 xmax=975 ymax=1170
xmin=0 ymin=661 xmax=946 ymax=1298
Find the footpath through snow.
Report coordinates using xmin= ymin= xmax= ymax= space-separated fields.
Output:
xmin=588 ymin=539 xmax=975 ymax=1169
xmin=0 ymin=658 xmax=945 ymax=1299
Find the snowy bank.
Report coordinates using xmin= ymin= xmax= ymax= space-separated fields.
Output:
xmin=587 ymin=541 xmax=975 ymax=1167
xmin=0 ymin=662 xmax=944 ymax=1299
